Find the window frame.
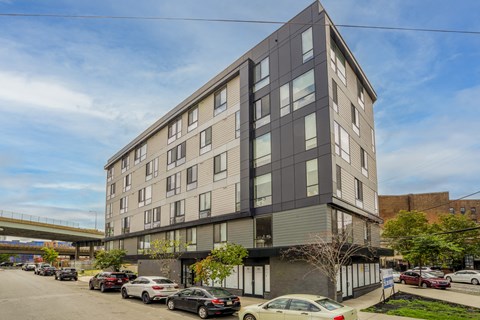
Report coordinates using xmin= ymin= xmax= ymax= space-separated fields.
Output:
xmin=214 ymin=87 xmax=227 ymax=116
xmin=306 ymin=158 xmax=319 ymax=197
xmin=187 ymin=165 xmax=198 ymax=190
xmin=188 ymin=106 xmax=198 ymax=132
xmin=305 ymin=112 xmax=317 ymax=150
xmin=254 ymin=173 xmax=272 ymax=208
xmin=301 ymin=27 xmax=314 ymax=63
xmin=168 ymin=118 xmax=182 ymax=144
xmin=199 ymin=191 xmax=212 ymax=218
xmin=292 ymin=69 xmax=315 ymax=111
xmin=253 ymin=132 xmax=271 ymax=168
xmin=214 ymin=152 xmax=227 ymax=181
xmin=253 ymin=57 xmax=270 ymax=92
xmin=253 ymin=94 xmax=270 ymax=129
xmin=200 ymin=127 xmax=212 ymax=154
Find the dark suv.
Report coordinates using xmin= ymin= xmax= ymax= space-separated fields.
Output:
xmin=38 ymin=266 xmax=57 ymax=276
xmin=34 ymin=263 xmax=51 ymax=275
xmin=55 ymin=267 xmax=78 ymax=281
xmin=89 ymin=272 xmax=129 ymax=292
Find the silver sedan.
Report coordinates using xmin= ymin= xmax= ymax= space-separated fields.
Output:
xmin=444 ymin=270 xmax=480 ymax=285
xmin=121 ymin=276 xmax=179 ymax=304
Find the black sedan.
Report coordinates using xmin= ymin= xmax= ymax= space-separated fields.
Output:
xmin=38 ymin=266 xmax=57 ymax=276
xmin=166 ymin=286 xmax=240 ymax=319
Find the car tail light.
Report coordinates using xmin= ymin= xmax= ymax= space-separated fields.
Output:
xmin=233 ymin=297 xmax=240 ymax=302
xmin=174 ymin=285 xmax=179 ymax=289
xmin=333 ymin=316 xmax=345 ymax=320
xmin=211 ymin=299 xmax=224 ymax=305
xmin=152 ymin=286 xmax=164 ymax=290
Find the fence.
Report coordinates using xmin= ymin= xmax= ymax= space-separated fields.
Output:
xmin=0 ymin=210 xmax=79 ymax=228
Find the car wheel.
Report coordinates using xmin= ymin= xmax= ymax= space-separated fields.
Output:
xmin=400 ymin=279 xmax=406 ymax=284
xmin=142 ymin=292 xmax=151 ymax=304
xmin=100 ymin=284 xmax=106 ymax=293
xmin=121 ymin=288 xmax=129 ymax=299
xmin=472 ymin=278 xmax=479 ymax=285
xmin=422 ymin=282 xmax=428 ymax=288
xmin=54 ymin=275 xmax=58 ymax=280
xmin=89 ymin=282 xmax=94 ymax=290
xmin=167 ymin=299 xmax=175 ymax=310
xmin=73 ymin=277 xmax=78 ymax=281
xmin=198 ymin=306 xmax=208 ymax=319
xmin=243 ymin=314 xmax=257 ymax=320
xmin=446 ymin=277 xmax=452 ymax=282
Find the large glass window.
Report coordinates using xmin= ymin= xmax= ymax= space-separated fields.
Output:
xmin=254 ymin=173 xmax=272 ymax=207
xmin=138 ymin=185 xmax=152 ymax=207
xmin=170 ymin=200 xmax=185 ymax=224
xmin=122 ymin=216 xmax=130 ymax=234
xmin=336 ymin=165 xmax=342 ymax=197
xmin=235 ymin=111 xmax=240 ymax=138
xmin=120 ymin=196 xmax=128 ymax=214
xmin=214 ymin=152 xmax=227 ymax=181
xmin=302 ymin=27 xmax=313 ymax=62
xmin=188 ymin=106 xmax=198 ymax=131
xmin=255 ymin=216 xmax=272 ymax=247
xmin=145 ymin=158 xmax=158 ymax=181
xmin=351 ymin=104 xmax=360 ymax=135
xmin=253 ymin=133 xmax=271 ymax=168
xmin=200 ymin=127 xmax=212 ymax=154
xmin=137 ymin=235 xmax=151 ymax=254
xmin=235 ymin=182 xmax=241 ymax=212
xmin=253 ymin=95 xmax=270 ymax=128
xmin=332 ymin=79 xmax=338 ymax=113
xmin=253 ymin=57 xmax=270 ymax=92
xmin=123 ymin=173 xmax=132 ymax=192
xmin=166 ymin=172 xmax=181 ymax=197
xmin=357 ymin=81 xmax=365 ymax=109
xmin=187 ymin=165 xmax=198 ymax=190
xmin=153 ymin=207 xmax=161 ymax=224
xmin=187 ymin=227 xmax=197 ymax=251
xmin=134 ymin=142 xmax=147 ymax=164
xmin=105 ymin=222 xmax=114 ymax=237
xmin=199 ymin=192 xmax=211 ymax=218
xmin=292 ymin=69 xmax=315 ymax=111
xmin=334 ymin=121 xmax=350 ymax=162
xmin=332 ymin=210 xmax=352 ymax=243
xmin=121 ymin=154 xmax=130 ymax=173
xmin=107 ymin=166 xmax=114 ymax=182
xmin=214 ymin=87 xmax=227 ymax=115
xmin=330 ymin=40 xmax=346 ymax=85
xmin=306 ymin=159 xmax=319 ymax=197
xmin=305 ymin=113 xmax=317 ymax=150
xmin=168 ymin=118 xmax=182 ymax=144
xmin=361 ymin=148 xmax=368 ymax=177
xmin=355 ymin=178 xmax=363 ymax=207
xmin=214 ymin=222 xmax=227 ymax=248
xmin=280 ymin=83 xmax=290 ymax=116
xmin=167 ymin=142 xmax=186 ymax=169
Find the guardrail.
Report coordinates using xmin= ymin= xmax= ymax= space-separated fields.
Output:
xmin=0 ymin=210 xmax=79 ymax=228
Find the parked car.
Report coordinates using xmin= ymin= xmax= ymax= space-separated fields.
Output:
xmin=120 ymin=269 xmax=137 ymax=281
xmin=55 ymin=267 xmax=78 ymax=281
xmin=22 ymin=264 xmax=36 ymax=271
xmin=0 ymin=262 xmax=14 ymax=267
xmin=34 ymin=263 xmax=51 ymax=275
xmin=444 ymin=270 xmax=480 ymax=285
xmin=38 ymin=266 xmax=57 ymax=276
xmin=89 ymin=272 xmax=129 ymax=292
xmin=400 ymin=271 xmax=450 ymax=289
xmin=239 ymin=294 xmax=358 ymax=320
xmin=410 ymin=267 xmax=444 ymax=278
xmin=166 ymin=286 xmax=240 ymax=319
xmin=15 ymin=263 xmax=24 ymax=267
xmin=392 ymin=271 xmax=402 ymax=283
xmin=121 ymin=276 xmax=178 ymax=304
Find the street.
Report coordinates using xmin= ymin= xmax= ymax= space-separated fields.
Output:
xmin=0 ymin=269 xmax=238 ymax=320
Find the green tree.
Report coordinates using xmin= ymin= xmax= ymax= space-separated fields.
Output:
xmin=94 ymin=249 xmax=126 ymax=271
xmin=382 ymin=210 xmax=430 ymax=259
xmin=192 ymin=243 xmax=248 ymax=285
xmin=41 ymin=247 xmax=59 ymax=264
xmin=0 ymin=253 xmax=12 ymax=263
xmin=148 ymin=238 xmax=188 ymax=278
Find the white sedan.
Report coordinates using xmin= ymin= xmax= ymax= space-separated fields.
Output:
xmin=239 ymin=294 xmax=357 ymax=320
xmin=121 ymin=276 xmax=179 ymax=304
xmin=444 ymin=270 xmax=480 ymax=285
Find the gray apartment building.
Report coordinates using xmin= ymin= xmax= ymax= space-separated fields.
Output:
xmin=104 ymin=1 xmax=384 ymax=300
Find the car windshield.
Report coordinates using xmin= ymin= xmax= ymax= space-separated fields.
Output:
xmin=152 ymin=278 xmax=174 ymax=284
xmin=109 ymin=273 xmax=127 ymax=278
xmin=422 ymin=273 xmax=437 ymax=278
xmin=205 ymin=288 xmax=233 ymax=297
xmin=315 ymin=298 xmax=344 ymax=311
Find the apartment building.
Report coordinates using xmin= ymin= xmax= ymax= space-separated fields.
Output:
xmin=104 ymin=1 xmax=385 ymax=300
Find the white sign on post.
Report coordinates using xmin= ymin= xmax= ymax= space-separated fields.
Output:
xmin=381 ymin=268 xmax=394 ymax=289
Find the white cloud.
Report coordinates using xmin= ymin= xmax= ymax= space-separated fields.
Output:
xmin=32 ymin=182 xmax=105 ymax=193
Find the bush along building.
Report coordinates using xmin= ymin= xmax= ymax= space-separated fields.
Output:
xmin=104 ymin=1 xmax=387 ymax=300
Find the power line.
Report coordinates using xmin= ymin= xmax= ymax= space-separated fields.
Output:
xmin=1 ymin=13 xmax=480 ymax=36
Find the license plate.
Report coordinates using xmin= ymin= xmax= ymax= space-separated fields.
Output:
xmin=226 ymin=301 xmax=233 ymax=305
xmin=117 ymin=280 xmax=122 ymax=283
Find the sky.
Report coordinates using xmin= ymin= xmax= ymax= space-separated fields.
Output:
xmin=0 ymin=0 xmax=479 ymax=231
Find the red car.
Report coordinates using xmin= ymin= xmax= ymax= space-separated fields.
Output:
xmin=89 ymin=272 xmax=129 ymax=292
xmin=400 ymin=271 xmax=450 ymax=289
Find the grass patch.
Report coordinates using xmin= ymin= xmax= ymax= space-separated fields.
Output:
xmin=362 ymin=291 xmax=480 ymax=320
xmin=79 ymin=269 xmax=101 ymax=276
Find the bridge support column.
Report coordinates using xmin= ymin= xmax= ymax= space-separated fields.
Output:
xmin=75 ymin=243 xmax=80 ymax=267
xmin=89 ymin=243 xmax=94 ymax=260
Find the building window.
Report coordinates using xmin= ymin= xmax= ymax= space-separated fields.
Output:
xmin=449 ymin=207 xmax=455 ymax=214
xmin=170 ymin=200 xmax=185 ymax=224
xmin=305 ymin=113 xmax=317 ymax=150
xmin=332 ymin=79 xmax=338 ymax=113
xmin=255 ymin=216 xmax=272 ymax=247
xmin=235 ymin=111 xmax=241 ymax=138
xmin=199 ymin=192 xmax=211 ymax=218
xmin=119 ymin=239 xmax=124 ymax=250
xmin=187 ymin=227 xmax=197 ymax=251
xmin=145 ymin=158 xmax=158 ymax=181
xmin=357 ymin=81 xmax=365 ymax=110
xmin=235 ymin=182 xmax=240 ymax=212
xmin=107 ymin=166 xmax=114 ymax=182
xmin=121 ymin=216 xmax=130 ymax=234
xmin=167 ymin=142 xmax=186 ymax=170
xmin=253 ymin=133 xmax=271 ymax=168
xmin=109 ymin=183 xmax=116 ymax=199
xmin=214 ymin=87 xmax=227 ymax=116
xmin=214 ymin=152 xmax=227 ymax=181
xmin=214 ymin=222 xmax=227 ymax=248
xmin=253 ymin=57 xmax=270 ymax=92
xmin=134 ymin=142 xmax=147 ymax=164
xmin=355 ymin=178 xmax=363 ymax=208
xmin=351 ymin=104 xmax=360 ymax=136
xmin=361 ymin=148 xmax=368 ymax=177
xmin=188 ymin=106 xmax=198 ymax=132
xmin=336 ymin=165 xmax=342 ymax=198
xmin=120 ymin=196 xmax=128 ymax=214
xmin=121 ymin=154 xmax=130 ymax=173
xmin=187 ymin=165 xmax=198 ymax=191
xmin=302 ymin=27 xmax=314 ymax=63
xmin=153 ymin=207 xmax=161 ymax=225
xmin=166 ymin=172 xmax=181 ymax=197
xmin=254 ymin=173 xmax=272 ymax=207
xmin=253 ymin=95 xmax=270 ymax=129
xmin=106 ymin=203 xmax=113 ymax=219
xmin=168 ymin=118 xmax=182 ymax=144
xmin=200 ymin=127 xmax=212 ymax=154
xmin=144 ymin=209 xmax=152 ymax=227
xmin=471 ymin=207 xmax=477 ymax=215
xmin=306 ymin=159 xmax=319 ymax=197
xmin=461 ymin=207 xmax=466 ymax=214
xmin=123 ymin=173 xmax=132 ymax=192
xmin=364 ymin=221 xmax=371 ymax=245
xmin=330 ymin=40 xmax=346 ymax=85
xmin=138 ymin=185 xmax=152 ymax=207
xmin=334 ymin=122 xmax=350 ymax=162
xmin=280 ymin=83 xmax=290 ymax=116
xmin=137 ymin=235 xmax=151 ymax=254
xmin=105 ymin=222 xmax=114 ymax=237
xmin=292 ymin=69 xmax=315 ymax=111
xmin=332 ymin=210 xmax=352 ymax=243
xmin=371 ymin=128 xmax=376 ymax=153
xmin=164 ymin=231 xmax=176 ymax=253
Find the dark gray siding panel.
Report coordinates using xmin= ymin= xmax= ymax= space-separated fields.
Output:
xmin=197 ymin=224 xmax=213 ymax=251
xmin=228 ymin=218 xmax=254 ymax=248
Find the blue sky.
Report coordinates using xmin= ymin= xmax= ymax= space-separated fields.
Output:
xmin=0 ymin=0 xmax=479 ymax=230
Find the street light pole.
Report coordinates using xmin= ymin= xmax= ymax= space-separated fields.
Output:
xmin=89 ymin=210 xmax=98 ymax=230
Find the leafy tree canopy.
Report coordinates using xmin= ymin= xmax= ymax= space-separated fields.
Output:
xmin=403 ymin=234 xmax=462 ymax=269
xmin=94 ymin=249 xmax=126 ymax=271
xmin=41 ymin=247 xmax=59 ymax=264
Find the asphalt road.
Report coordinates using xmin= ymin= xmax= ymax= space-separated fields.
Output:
xmin=0 ymin=269 xmax=237 ymax=320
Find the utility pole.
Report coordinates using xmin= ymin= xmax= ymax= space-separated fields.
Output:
xmin=89 ymin=210 xmax=98 ymax=230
